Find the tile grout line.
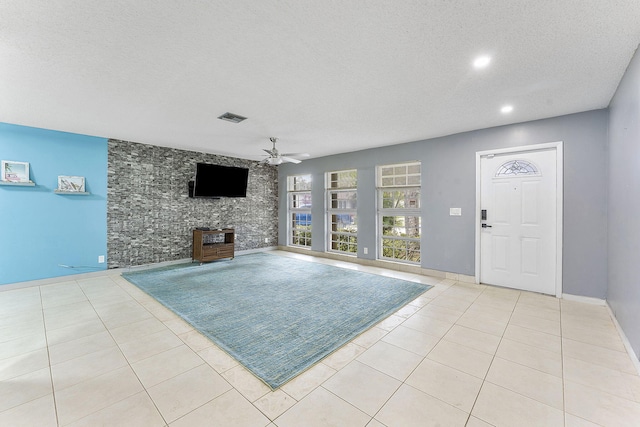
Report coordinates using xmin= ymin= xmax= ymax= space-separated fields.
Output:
xmin=411 ymin=281 xmax=500 ymax=424
xmin=71 ymin=275 xmax=170 ymax=426
xmin=117 ymin=272 xmax=286 ymax=424
xmin=272 ymin=278 xmax=457 ymax=425
xmin=109 ymin=276 xmax=175 ymax=426
xmin=559 ymin=300 xmax=606 ymax=427
xmin=113 ymin=275 xmax=269 ymax=426
xmin=53 ymin=270 xmax=558 ymax=425
xmin=560 ymin=301 xmax=634 ymax=427
xmin=480 ymin=294 xmax=580 ymax=423
xmin=559 ymin=298 xmax=567 ymax=422
xmin=39 ymin=285 xmax=61 ymax=427
xmin=363 ymin=279 xmax=484 ymax=425
xmin=464 ymin=285 xmax=521 ymax=427
xmin=118 ymin=256 xmax=445 ymax=425
xmin=412 ymin=279 xmax=486 ymax=425
xmin=6 ymin=258 xmax=637 ymax=426
xmin=110 ymin=274 xmax=221 ymax=426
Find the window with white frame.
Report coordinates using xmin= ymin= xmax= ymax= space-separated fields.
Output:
xmin=326 ymin=170 xmax=357 ymax=255
xmin=377 ymin=162 xmax=421 ymax=263
xmin=288 ymin=174 xmax=312 ymax=247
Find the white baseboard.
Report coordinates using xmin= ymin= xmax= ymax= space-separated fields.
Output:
xmin=115 ymin=257 xmax=193 ymax=273
xmin=606 ymin=303 xmax=640 ymax=376
xmin=0 ymin=268 xmax=113 ymax=292
xmin=561 ymin=293 xmax=607 ymax=305
xmin=236 ymin=246 xmax=278 ymax=255
xmin=562 ymin=294 xmax=640 ymax=375
xmin=276 ymin=246 xmax=477 ymax=282
xmin=0 ymin=246 xmax=282 ymax=292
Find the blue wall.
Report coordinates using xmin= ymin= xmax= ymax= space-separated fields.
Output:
xmin=0 ymin=122 xmax=108 ymax=285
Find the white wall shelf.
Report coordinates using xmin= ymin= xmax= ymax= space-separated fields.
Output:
xmin=0 ymin=180 xmax=36 ymax=187
xmin=54 ymin=190 xmax=90 ymax=195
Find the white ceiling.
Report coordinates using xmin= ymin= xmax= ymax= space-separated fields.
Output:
xmin=1 ymin=1 xmax=639 ymax=161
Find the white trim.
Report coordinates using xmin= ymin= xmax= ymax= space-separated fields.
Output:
xmin=555 ymin=143 xmax=564 ymax=299
xmin=325 ymin=170 xmax=358 ymax=256
xmin=287 ymin=191 xmax=312 ymax=248
xmin=286 ymin=174 xmax=313 ymax=248
xmin=325 ymin=168 xmax=358 ymax=187
xmin=476 ymin=141 xmax=563 ymax=157
xmin=561 ymin=293 xmax=606 ymax=306
xmin=475 ymin=154 xmax=482 ymax=284
xmin=606 ymin=303 xmax=640 ymax=376
xmin=280 ymin=245 xmax=426 ymax=275
xmin=475 ymin=141 xmax=564 ymax=297
xmin=376 ymin=161 xmax=421 ymax=187
xmin=236 ymin=246 xmax=278 ymax=255
xmin=0 ymin=268 xmax=116 ymax=292
xmin=376 ymin=161 xmax=422 ymax=265
xmin=0 ymin=258 xmax=192 ymax=291
xmin=563 ymin=294 xmax=640 ymax=375
xmin=0 ymin=247 xmax=281 ymax=292
xmin=280 ymin=246 xmax=481 ymax=281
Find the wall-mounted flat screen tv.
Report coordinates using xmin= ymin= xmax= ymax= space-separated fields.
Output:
xmin=190 ymin=163 xmax=249 ymax=198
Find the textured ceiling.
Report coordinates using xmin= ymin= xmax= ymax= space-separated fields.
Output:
xmin=1 ymin=1 xmax=639 ymax=161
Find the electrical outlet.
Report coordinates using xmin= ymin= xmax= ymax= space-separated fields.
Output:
xmin=363 ymin=247 xmax=368 ymax=255
xmin=98 ymin=255 xmax=105 ymax=263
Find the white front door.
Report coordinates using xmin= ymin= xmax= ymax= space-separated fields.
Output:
xmin=479 ymin=148 xmax=558 ymax=295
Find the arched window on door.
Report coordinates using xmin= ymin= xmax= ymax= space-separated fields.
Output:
xmin=495 ymin=160 xmax=539 ymax=177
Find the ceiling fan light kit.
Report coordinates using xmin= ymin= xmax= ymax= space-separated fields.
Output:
xmin=266 ymin=157 xmax=283 ymax=165
xmin=262 ymin=137 xmax=309 ymax=165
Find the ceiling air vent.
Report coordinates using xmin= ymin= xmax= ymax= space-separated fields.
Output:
xmin=218 ymin=112 xmax=247 ymax=123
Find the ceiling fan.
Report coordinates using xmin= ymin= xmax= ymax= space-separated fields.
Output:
xmin=262 ymin=137 xmax=309 ymax=165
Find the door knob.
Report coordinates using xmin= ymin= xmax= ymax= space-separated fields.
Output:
xmin=481 ymin=224 xmax=492 ymax=228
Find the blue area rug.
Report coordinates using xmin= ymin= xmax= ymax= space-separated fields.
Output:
xmin=122 ymin=252 xmax=432 ymax=389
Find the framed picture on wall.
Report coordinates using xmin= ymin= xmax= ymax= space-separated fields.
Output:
xmin=57 ymin=175 xmax=85 ymax=192
xmin=1 ymin=160 xmax=30 ymax=183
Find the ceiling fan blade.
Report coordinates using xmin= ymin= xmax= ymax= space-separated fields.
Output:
xmin=263 ymin=148 xmax=274 ymax=155
xmin=281 ymin=152 xmax=310 ymax=158
xmin=281 ymin=156 xmax=302 ymax=164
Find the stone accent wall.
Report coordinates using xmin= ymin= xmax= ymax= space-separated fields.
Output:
xmin=107 ymin=139 xmax=278 ymax=268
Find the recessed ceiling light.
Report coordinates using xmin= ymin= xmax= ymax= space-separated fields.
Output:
xmin=501 ymin=105 xmax=514 ymax=114
xmin=473 ymin=56 xmax=491 ymax=69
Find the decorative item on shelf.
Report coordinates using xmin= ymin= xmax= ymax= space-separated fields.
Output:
xmin=57 ymin=175 xmax=85 ymax=192
xmin=54 ymin=175 xmax=90 ymax=195
xmin=1 ymin=160 xmax=32 ymax=184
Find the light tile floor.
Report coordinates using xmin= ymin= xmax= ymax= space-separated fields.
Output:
xmin=1 ymin=250 xmax=640 ymax=426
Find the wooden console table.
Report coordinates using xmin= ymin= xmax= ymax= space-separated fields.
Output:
xmin=192 ymin=228 xmax=235 ymax=263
